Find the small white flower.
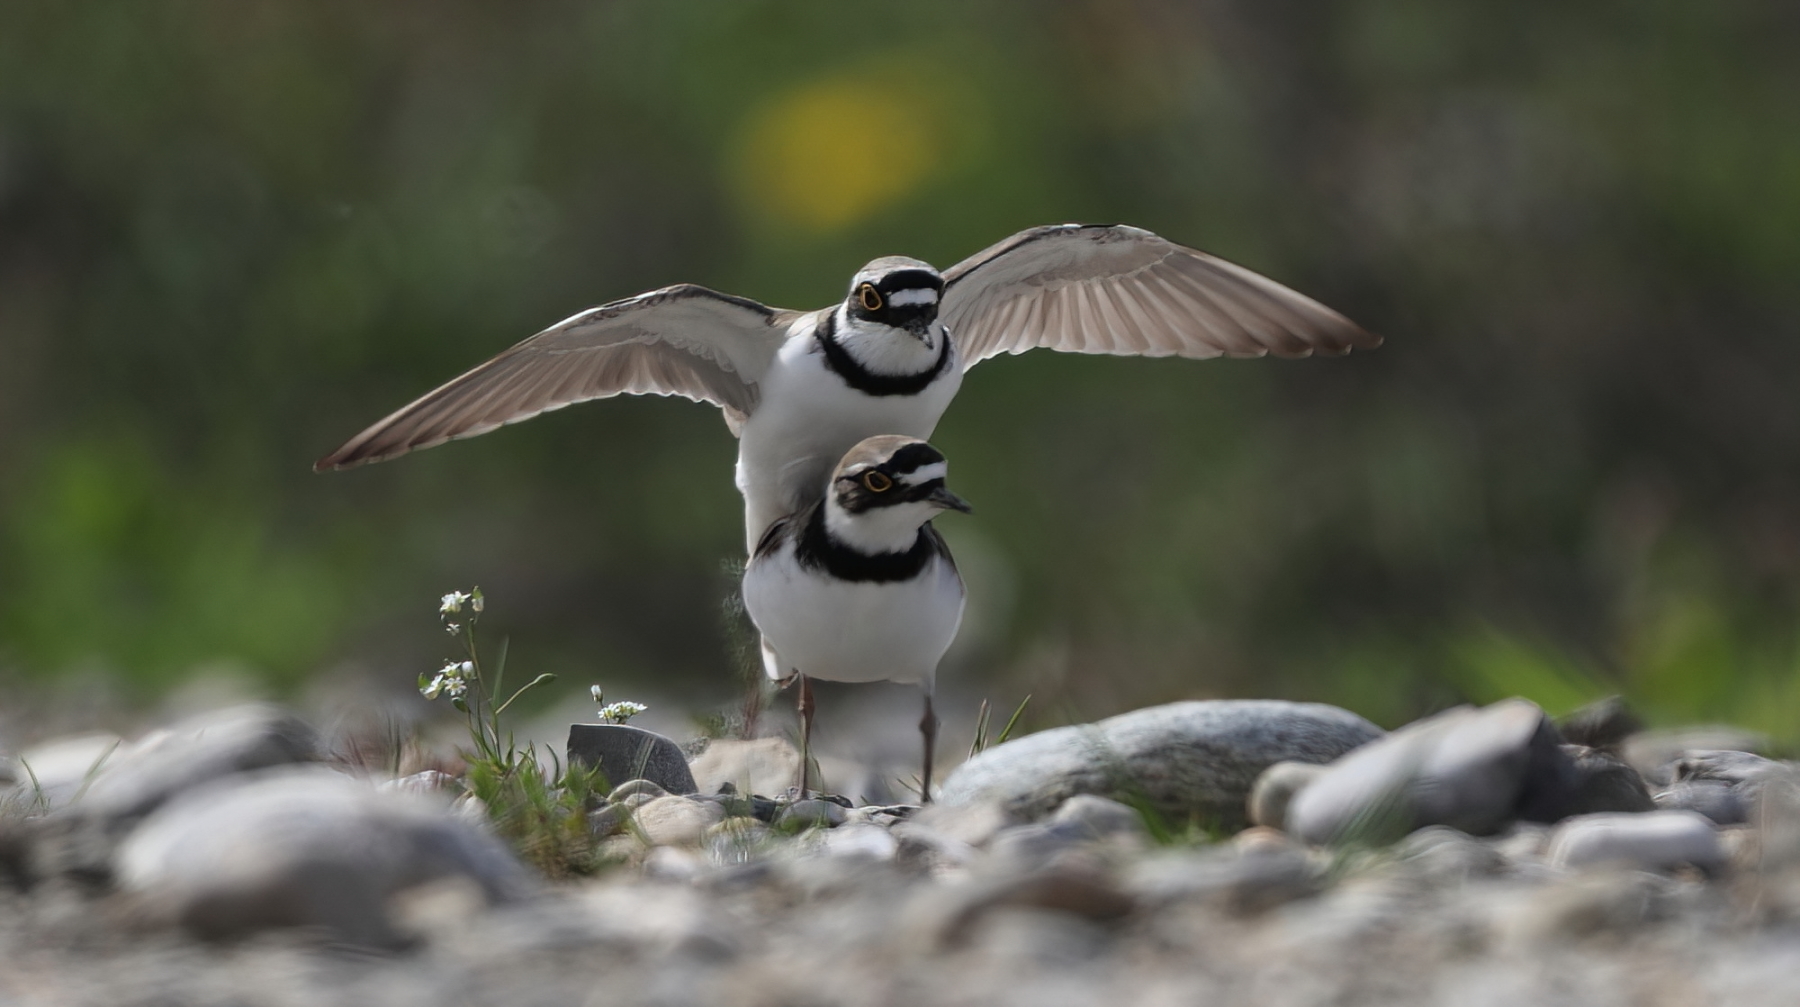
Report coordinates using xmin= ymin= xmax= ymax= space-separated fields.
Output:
xmin=444 ymin=622 xmax=461 ymax=635
xmin=598 ymin=700 xmax=647 ymax=725
xmin=471 ymin=592 xmax=485 ymax=613
xmin=458 ymin=661 xmax=474 ymax=675
xmin=444 ymin=676 xmax=468 ymax=700
xmin=420 ymin=673 xmax=448 ymax=700
xmin=590 ymin=685 xmax=605 ymax=703
xmin=440 ymin=591 xmax=470 ymax=615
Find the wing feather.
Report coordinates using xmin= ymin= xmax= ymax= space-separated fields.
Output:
xmin=316 ymin=284 xmax=797 ymax=471
xmin=941 ymin=224 xmax=1378 ymax=369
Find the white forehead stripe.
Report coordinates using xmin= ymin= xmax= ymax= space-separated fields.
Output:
xmin=899 ymin=462 xmax=948 ymax=485
xmin=887 ymin=288 xmax=939 ymax=307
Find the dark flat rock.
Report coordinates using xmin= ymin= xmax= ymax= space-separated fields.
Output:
xmin=568 ymin=724 xmax=696 ymax=796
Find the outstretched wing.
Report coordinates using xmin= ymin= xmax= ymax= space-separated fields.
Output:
xmin=315 ymin=284 xmax=799 ymax=471
xmin=940 ymin=224 xmax=1378 ymax=370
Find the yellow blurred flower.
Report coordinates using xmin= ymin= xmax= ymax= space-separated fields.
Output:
xmin=733 ymin=74 xmax=947 ymax=232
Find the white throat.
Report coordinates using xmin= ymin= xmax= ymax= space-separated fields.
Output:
xmin=824 ymin=498 xmax=935 ymax=555
xmin=835 ymin=306 xmax=940 ymax=377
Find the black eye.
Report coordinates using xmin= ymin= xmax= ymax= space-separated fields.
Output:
xmin=862 ymin=470 xmax=893 ymax=492
xmin=858 ymin=283 xmax=883 ymax=312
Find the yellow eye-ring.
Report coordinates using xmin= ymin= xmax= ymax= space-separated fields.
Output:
xmin=858 ymin=283 xmax=883 ymax=312
xmin=862 ymin=470 xmax=893 ymax=492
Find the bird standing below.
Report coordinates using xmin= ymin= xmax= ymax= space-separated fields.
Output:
xmin=740 ymin=435 xmax=971 ymax=800
xmin=315 ymin=223 xmax=1380 ymax=551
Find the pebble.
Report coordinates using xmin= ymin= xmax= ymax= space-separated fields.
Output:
xmin=588 ymin=803 xmax=629 ymax=837
xmin=608 ymin=779 xmax=670 ymax=803
xmin=566 ymin=725 xmax=696 ymax=796
xmin=1285 ymin=699 xmax=1575 ymax=845
xmin=1546 ymin=810 xmax=1725 ymax=874
xmin=1050 ymin=794 xmax=1148 ymax=840
xmin=631 ymin=796 xmax=726 ymax=847
xmin=819 ymin=822 xmax=900 ymax=861
xmin=1558 ymin=745 xmax=1655 ymax=815
xmin=77 ymin=705 xmax=319 ymax=826
xmin=938 ymin=700 xmax=1382 ymax=828
xmin=1623 ymin=726 xmax=1770 ymax=786
xmin=1656 ymin=779 xmax=1748 ymax=825
xmin=774 ymin=798 xmax=848 ymax=831
xmin=1248 ymin=761 xmax=1327 ymax=830
xmin=5 ymin=733 xmax=125 ymax=812
xmin=1125 ymin=845 xmax=1319 ymax=914
xmin=687 ymin=738 xmax=800 ymax=798
xmin=1553 ymin=695 xmax=1644 ymax=751
xmin=115 ymin=766 xmax=531 ymax=946
xmin=705 ymin=818 xmax=771 ymax=866
xmin=908 ymin=800 xmax=1018 ymax=848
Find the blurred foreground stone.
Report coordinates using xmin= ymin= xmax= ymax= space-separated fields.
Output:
xmin=117 ymin=767 xmax=532 ymax=946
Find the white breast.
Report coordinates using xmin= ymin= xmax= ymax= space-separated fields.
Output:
xmin=742 ymin=545 xmax=965 ymax=688
xmin=733 ymin=316 xmax=963 ymax=550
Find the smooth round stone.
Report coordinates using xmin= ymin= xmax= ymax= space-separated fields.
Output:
xmin=633 ymin=796 xmax=726 ymax=847
xmin=116 ymin=766 xmax=531 ymax=947
xmin=1050 ymin=794 xmax=1147 ymax=839
xmin=1560 ymin=746 xmax=1655 ymax=815
xmin=80 ymin=705 xmax=319 ymax=825
xmin=1655 ymin=779 xmax=1748 ymax=826
xmin=567 ymin=725 xmax=695 ymax=796
xmin=1286 ymin=699 xmax=1572 ymax=845
xmin=1546 ymin=810 xmax=1725 ymax=874
xmin=937 ymin=700 xmax=1383 ymax=829
xmin=588 ymin=803 xmax=629 ymax=837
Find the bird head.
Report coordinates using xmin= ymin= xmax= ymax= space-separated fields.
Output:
xmin=825 ymin=435 xmax=972 ymax=553
xmin=846 ymin=257 xmax=944 ymax=341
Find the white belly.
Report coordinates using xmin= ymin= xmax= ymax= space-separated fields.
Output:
xmin=735 ymin=324 xmax=962 ymax=550
xmin=743 ymin=552 xmax=965 ymax=688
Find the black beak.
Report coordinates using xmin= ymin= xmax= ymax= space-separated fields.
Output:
xmin=927 ymin=485 xmax=973 ymax=514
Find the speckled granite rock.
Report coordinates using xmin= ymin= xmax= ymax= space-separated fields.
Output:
xmin=938 ymin=701 xmax=1383 ymax=829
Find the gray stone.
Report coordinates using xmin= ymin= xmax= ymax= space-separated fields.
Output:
xmin=1124 ymin=845 xmax=1320 ymax=913
xmin=1623 ymin=727 xmax=1770 ymax=786
xmin=1050 ymin=794 xmax=1147 ymax=840
xmin=588 ymin=803 xmax=629 ymax=837
xmin=1554 ymin=695 xmax=1643 ymax=751
xmin=1248 ymin=761 xmax=1328 ymax=830
xmin=1559 ymin=745 xmax=1655 ymax=815
xmin=79 ymin=705 xmax=319 ymax=825
xmin=1656 ymin=779 xmax=1749 ymax=825
xmin=1546 ymin=810 xmax=1725 ymax=874
xmin=5 ymin=733 xmax=125 ymax=812
xmin=631 ymin=795 xmax=725 ymax=847
xmin=775 ymin=798 xmax=847 ymax=831
xmin=1285 ymin=699 xmax=1575 ymax=845
xmin=987 ymin=823 xmax=1083 ymax=868
xmin=907 ymin=800 xmax=1018 ymax=847
xmin=938 ymin=700 xmax=1382 ymax=829
xmin=1398 ymin=826 xmax=1510 ymax=881
xmin=567 ymin=724 xmax=695 ymax=796
xmin=115 ymin=766 xmax=531 ymax=946
xmin=891 ymin=821 xmax=980 ymax=874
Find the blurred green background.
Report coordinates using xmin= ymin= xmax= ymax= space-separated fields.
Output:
xmin=3 ymin=0 xmax=1799 ymax=740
